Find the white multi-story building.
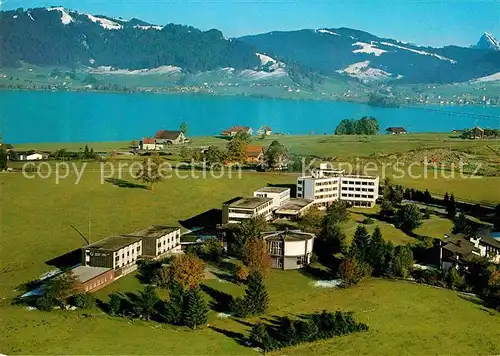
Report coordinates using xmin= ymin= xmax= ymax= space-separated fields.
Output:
xmin=263 ymin=230 xmax=315 ymax=270
xmin=297 ymin=164 xmax=379 ymax=208
xmin=253 ymin=187 xmax=291 ymax=210
xmin=222 ymin=197 xmax=274 ymax=224
xmin=83 ymin=236 xmax=143 ymax=273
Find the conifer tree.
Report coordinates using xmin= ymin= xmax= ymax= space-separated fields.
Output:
xmin=350 ymin=225 xmax=371 ymax=262
xmin=447 ymin=194 xmax=457 ymax=219
xmin=369 ymin=226 xmax=385 ymax=275
xmin=245 ymin=271 xmax=269 ymax=315
xmin=164 ymin=281 xmax=186 ymax=325
xmin=183 ymin=287 xmax=208 ymax=329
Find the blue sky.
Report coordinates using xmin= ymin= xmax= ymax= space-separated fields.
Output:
xmin=2 ymin=0 xmax=499 ymax=47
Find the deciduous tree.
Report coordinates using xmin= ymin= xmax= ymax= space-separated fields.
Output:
xmin=170 ymin=254 xmax=206 ymax=291
xmin=136 ymin=285 xmax=159 ymax=321
xmin=243 ymin=237 xmax=272 ymax=275
xmin=395 ymin=204 xmax=423 ymax=232
xmin=136 ymin=153 xmax=164 ymax=190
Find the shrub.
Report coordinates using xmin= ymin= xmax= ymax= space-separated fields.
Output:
xmin=36 ymin=295 xmax=54 ymax=311
xmin=339 ymin=257 xmax=372 ymax=288
xmin=362 ymin=217 xmax=375 ymax=225
xmin=235 ymin=265 xmax=250 ymax=283
xmin=108 ymin=293 xmax=122 ymax=316
xmin=446 ymin=268 xmax=464 ymax=290
xmin=73 ymin=293 xmax=96 ymax=309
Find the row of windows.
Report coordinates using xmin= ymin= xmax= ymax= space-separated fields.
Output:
xmin=341 ymin=180 xmax=376 ymax=186
xmin=341 ymin=193 xmax=375 ymax=199
xmin=84 ymin=276 xmax=110 ymax=292
xmin=341 ymin=187 xmax=375 ymax=192
xmin=315 ymin=194 xmax=337 ymax=199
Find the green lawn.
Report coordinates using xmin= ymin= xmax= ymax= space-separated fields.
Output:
xmin=0 ymin=160 xmax=499 ymax=354
xmin=1 ymin=270 xmax=499 ymax=355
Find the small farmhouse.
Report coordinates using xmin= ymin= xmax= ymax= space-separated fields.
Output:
xmin=257 ymin=125 xmax=272 ymax=136
xmin=221 ymin=126 xmax=253 ymax=137
xmin=464 ymin=126 xmax=485 ymax=139
xmin=154 ymin=130 xmax=187 ymax=145
xmin=440 ymin=233 xmax=500 ymax=271
xmin=385 ymin=127 xmax=407 ymax=135
xmin=140 ymin=138 xmax=164 ymax=151
xmin=244 ymin=145 xmax=265 ymax=164
xmin=16 ymin=151 xmax=48 ymax=161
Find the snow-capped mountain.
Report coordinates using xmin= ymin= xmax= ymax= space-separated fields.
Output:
xmin=473 ymin=32 xmax=500 ymax=51
xmin=1 ymin=7 xmax=500 ymax=85
xmin=239 ymin=28 xmax=500 ymax=84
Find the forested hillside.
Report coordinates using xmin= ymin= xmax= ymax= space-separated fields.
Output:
xmin=0 ymin=7 xmax=260 ymax=71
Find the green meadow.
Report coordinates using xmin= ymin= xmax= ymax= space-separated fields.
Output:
xmin=1 ymin=133 xmax=499 ymax=354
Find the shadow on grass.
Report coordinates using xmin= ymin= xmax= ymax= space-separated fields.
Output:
xmin=179 ymin=209 xmax=222 ymax=230
xmin=105 ymin=178 xmax=147 ymax=189
xmin=209 ymin=326 xmax=248 ymax=346
xmin=299 ymin=265 xmax=333 ymax=281
xmin=45 ymin=248 xmax=82 ymax=269
xmin=200 ymin=284 xmax=234 ymax=313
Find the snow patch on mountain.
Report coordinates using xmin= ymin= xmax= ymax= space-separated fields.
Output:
xmin=475 ymin=32 xmax=500 ymax=51
xmin=317 ymin=29 xmax=340 ymax=36
xmin=86 ymin=14 xmax=123 ymax=30
xmin=380 ymin=42 xmax=457 ymax=63
xmin=90 ymin=65 xmax=181 ymax=75
xmin=28 ymin=12 xmax=34 ymax=21
xmin=337 ymin=61 xmax=392 ymax=81
xmin=239 ymin=68 xmax=287 ymax=81
xmin=134 ymin=25 xmax=164 ymax=31
xmin=47 ymin=7 xmax=74 ymax=24
xmin=256 ymin=53 xmax=283 ymax=71
xmin=471 ymin=72 xmax=500 ymax=83
xmin=352 ymin=42 xmax=387 ymax=56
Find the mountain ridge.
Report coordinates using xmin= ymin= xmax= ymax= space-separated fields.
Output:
xmin=1 ymin=7 xmax=500 ymax=85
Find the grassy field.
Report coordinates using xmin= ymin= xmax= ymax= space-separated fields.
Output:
xmin=2 ymin=133 xmax=499 ymax=354
xmin=1 ymin=269 xmax=499 ymax=355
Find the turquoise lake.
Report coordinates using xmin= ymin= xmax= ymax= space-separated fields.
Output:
xmin=0 ymin=91 xmax=499 ymax=143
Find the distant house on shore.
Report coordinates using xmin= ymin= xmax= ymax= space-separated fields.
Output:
xmin=221 ymin=126 xmax=253 ymax=137
xmin=140 ymin=137 xmax=164 ymax=151
xmin=257 ymin=125 xmax=272 ymax=136
xmin=154 ymin=130 xmax=187 ymax=145
xmin=440 ymin=233 xmax=500 ymax=271
xmin=15 ymin=150 xmax=48 ymax=161
xmin=464 ymin=126 xmax=485 ymax=139
xmin=244 ymin=145 xmax=265 ymax=164
xmin=385 ymin=127 xmax=407 ymax=135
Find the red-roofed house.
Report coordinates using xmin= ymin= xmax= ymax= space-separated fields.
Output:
xmin=140 ymin=137 xmax=164 ymax=151
xmin=154 ymin=130 xmax=187 ymax=144
xmin=221 ymin=126 xmax=253 ymax=137
xmin=257 ymin=126 xmax=272 ymax=136
xmin=244 ymin=145 xmax=265 ymax=164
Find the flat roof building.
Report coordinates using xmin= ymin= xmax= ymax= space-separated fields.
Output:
xmin=222 ymin=197 xmax=274 ymax=224
xmin=124 ymin=225 xmax=181 ymax=259
xmin=254 ymin=187 xmax=291 ymax=211
xmin=70 ymin=265 xmax=115 ymax=293
xmin=83 ymin=236 xmax=142 ymax=276
xmin=275 ymin=198 xmax=314 ymax=220
xmin=297 ymin=164 xmax=379 ymax=208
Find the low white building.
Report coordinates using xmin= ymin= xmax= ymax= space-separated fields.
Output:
xmin=297 ymin=164 xmax=379 ymax=208
xmin=18 ymin=152 xmax=47 ymax=161
xmin=222 ymin=197 xmax=274 ymax=224
xmin=253 ymin=187 xmax=291 ymax=210
xmin=263 ymin=230 xmax=315 ymax=270
xmin=140 ymin=138 xmax=164 ymax=151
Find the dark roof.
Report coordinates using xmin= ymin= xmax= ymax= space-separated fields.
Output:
xmin=125 ymin=225 xmax=180 ymax=239
xmin=442 ymin=234 xmax=480 ymax=259
xmin=155 ymin=130 xmax=182 ymax=139
xmin=259 ymin=125 xmax=272 ymax=131
xmin=226 ymin=197 xmax=273 ymax=209
xmin=479 ymin=236 xmax=500 ymax=249
xmin=85 ymin=236 xmax=142 ymax=252
xmin=255 ymin=187 xmax=290 ymax=194
xmin=262 ymin=230 xmax=315 ymax=242
xmin=386 ymin=127 xmax=407 ymax=133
